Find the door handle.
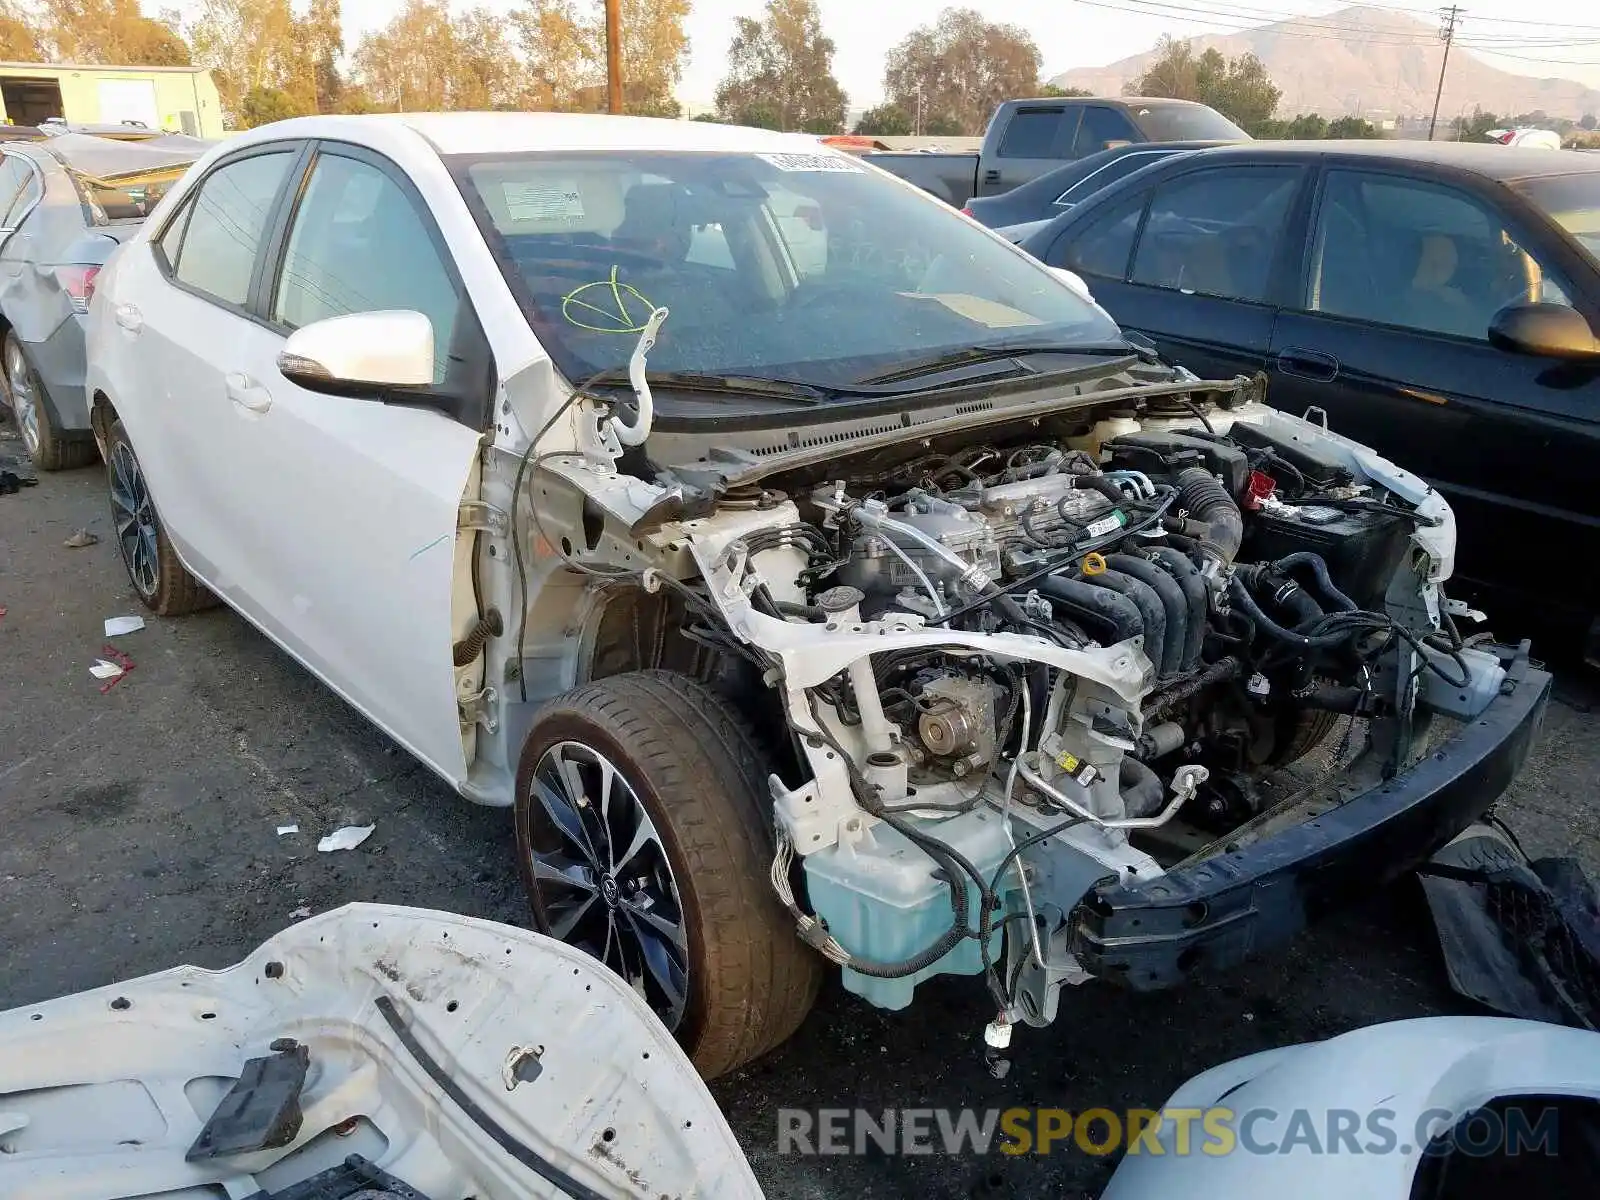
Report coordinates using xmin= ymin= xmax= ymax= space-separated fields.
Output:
xmin=225 ymin=371 xmax=272 ymax=414
xmin=983 ymin=169 xmax=1001 ymax=185
xmin=1276 ymin=346 xmax=1339 ymax=382
xmin=114 ymin=303 xmax=142 ymax=334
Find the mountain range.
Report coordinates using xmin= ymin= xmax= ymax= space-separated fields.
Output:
xmin=1050 ymin=6 xmax=1600 ymax=122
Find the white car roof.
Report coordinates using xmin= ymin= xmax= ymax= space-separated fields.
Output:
xmin=223 ymin=111 xmax=842 ymax=158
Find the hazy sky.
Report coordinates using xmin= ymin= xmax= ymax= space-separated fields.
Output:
xmin=314 ymin=0 xmax=1600 ymax=104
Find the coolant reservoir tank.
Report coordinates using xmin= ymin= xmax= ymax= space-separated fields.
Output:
xmin=1070 ymin=412 xmax=1142 ymax=461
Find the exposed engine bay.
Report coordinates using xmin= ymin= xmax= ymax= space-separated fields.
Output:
xmin=620 ymin=374 xmax=1508 ymax=1036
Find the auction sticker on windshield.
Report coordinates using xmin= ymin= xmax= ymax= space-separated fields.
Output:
xmin=757 ymin=152 xmax=862 ymax=172
xmin=503 ymin=180 xmax=585 ymax=222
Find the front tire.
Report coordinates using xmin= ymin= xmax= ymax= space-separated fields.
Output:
xmin=515 ymin=670 xmax=821 ymax=1078
xmin=3 ymin=332 xmax=95 ymax=470
xmin=104 ymin=418 xmax=216 ymax=615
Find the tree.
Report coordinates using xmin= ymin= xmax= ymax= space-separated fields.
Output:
xmin=1325 ymin=115 xmax=1381 ymax=139
xmin=189 ymin=0 xmax=315 ymax=123
xmin=0 ymin=1 xmax=46 ymax=59
xmin=43 ymin=0 xmax=192 ymax=64
xmin=714 ymin=0 xmax=848 ymax=133
xmin=1128 ymin=37 xmax=1281 ymax=135
xmin=883 ymin=8 xmax=1042 ymax=136
xmin=239 ymin=85 xmax=300 ymax=126
xmin=303 ymin=0 xmax=342 ymax=113
xmin=854 ymin=103 xmax=913 ymax=137
xmin=512 ymin=0 xmax=689 ymax=115
xmin=1453 ymin=105 xmax=1500 ymax=141
xmin=1037 ymin=83 xmax=1091 ymax=98
xmin=1284 ymin=113 xmax=1327 ymax=139
xmin=1583 ymin=113 xmax=1598 ymax=132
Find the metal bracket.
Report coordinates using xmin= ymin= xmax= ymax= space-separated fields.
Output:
xmin=459 ymin=685 xmax=499 ymax=733
xmin=458 ymin=501 xmax=509 ymax=537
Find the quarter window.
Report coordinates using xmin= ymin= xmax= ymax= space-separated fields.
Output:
xmin=1308 ymin=170 xmax=1572 ymax=340
xmin=0 ymin=155 xmax=31 ymax=225
xmin=172 ymin=151 xmax=295 ymax=307
xmin=1057 ymin=190 xmax=1146 ymax=279
xmin=1130 ymin=166 xmax=1300 ymax=303
xmin=272 ymin=153 xmax=459 ymax=382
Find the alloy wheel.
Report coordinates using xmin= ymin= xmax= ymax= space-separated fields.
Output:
xmin=109 ymin=441 xmax=160 ymax=598
xmin=525 ymin=740 xmax=691 ymax=1031
xmin=6 ymin=340 xmax=40 ymax=460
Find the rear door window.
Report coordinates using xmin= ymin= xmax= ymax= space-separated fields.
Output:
xmin=1130 ymin=166 xmax=1301 ymax=303
xmin=170 ymin=150 xmax=296 ymax=307
xmin=999 ymin=107 xmax=1073 ymax=159
xmin=0 ymin=154 xmax=31 ymax=225
xmin=1073 ymin=107 xmax=1140 ymax=158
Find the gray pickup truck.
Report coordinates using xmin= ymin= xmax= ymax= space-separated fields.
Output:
xmin=865 ymin=96 xmax=1247 ymax=207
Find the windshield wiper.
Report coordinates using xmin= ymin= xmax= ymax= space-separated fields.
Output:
xmin=584 ymin=368 xmax=832 ymax=405
xmin=856 ymin=342 xmax=1136 ymax=387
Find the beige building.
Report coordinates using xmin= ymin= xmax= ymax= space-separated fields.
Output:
xmin=0 ymin=62 xmax=224 ymax=138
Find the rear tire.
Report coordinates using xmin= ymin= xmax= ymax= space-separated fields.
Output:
xmin=104 ymin=418 xmax=217 ymax=615
xmin=515 ymin=669 xmax=822 ymax=1078
xmin=3 ymin=332 xmax=95 ymax=470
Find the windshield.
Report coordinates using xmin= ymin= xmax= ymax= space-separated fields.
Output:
xmin=447 ymin=149 xmax=1122 ymax=389
xmin=1129 ymin=105 xmax=1249 ymax=142
xmin=1517 ymin=172 xmax=1600 ymax=262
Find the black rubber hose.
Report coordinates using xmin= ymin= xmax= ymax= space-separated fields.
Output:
xmin=1106 ymin=553 xmax=1186 ymax=676
xmin=1039 ymin=575 xmax=1144 ymax=644
xmin=1120 ymin=758 xmax=1166 ymax=818
xmin=1273 ymin=550 xmax=1360 ymax=613
xmin=1238 ymin=565 xmax=1324 ymax=629
xmin=1175 ymin=467 xmax=1244 ymax=564
xmin=1072 ymin=475 xmax=1128 ymax=505
xmin=1148 ymin=546 xmax=1207 ymax=670
xmin=1228 ymin=576 xmax=1361 ymax=649
xmin=451 ymin=609 xmax=504 ymax=667
xmin=1086 ymin=569 xmax=1167 ymax=676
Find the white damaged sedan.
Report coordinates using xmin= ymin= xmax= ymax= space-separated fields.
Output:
xmin=87 ymin=114 xmax=1550 ymax=1079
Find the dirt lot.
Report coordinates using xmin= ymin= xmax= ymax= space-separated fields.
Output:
xmin=3 ymin=457 xmax=1597 ymax=1199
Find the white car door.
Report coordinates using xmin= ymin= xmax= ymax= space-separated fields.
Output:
xmin=222 ymin=143 xmax=486 ymax=785
xmin=124 ymin=145 xmax=304 ymax=586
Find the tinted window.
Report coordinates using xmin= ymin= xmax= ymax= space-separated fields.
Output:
xmin=273 ymin=153 xmax=458 ymax=382
xmin=1130 ymin=166 xmax=1299 ymax=302
xmin=1514 ymin=172 xmax=1600 ymax=265
xmin=1309 ymin=171 xmax=1572 ymax=340
xmin=173 ymin=151 xmax=294 ymax=306
xmin=1058 ymin=152 xmax=1163 ymax=205
xmin=1073 ymin=107 xmax=1140 ymax=158
xmin=1129 ymin=104 xmax=1249 ymax=141
xmin=1058 ymin=190 xmax=1146 ymax=279
xmin=999 ymin=108 xmax=1069 ymax=159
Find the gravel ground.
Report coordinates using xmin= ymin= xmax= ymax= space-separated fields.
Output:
xmin=2 ymin=455 xmax=1596 ymax=1199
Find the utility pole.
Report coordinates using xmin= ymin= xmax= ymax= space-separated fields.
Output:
xmin=605 ymin=0 xmax=623 ymax=115
xmin=1428 ymin=5 xmax=1462 ymax=141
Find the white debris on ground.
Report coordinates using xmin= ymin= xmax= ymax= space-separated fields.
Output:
xmin=317 ymin=824 xmax=375 ymax=852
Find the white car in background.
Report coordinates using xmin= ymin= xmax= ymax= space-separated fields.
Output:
xmin=86 ymin=112 xmax=1546 ymax=1083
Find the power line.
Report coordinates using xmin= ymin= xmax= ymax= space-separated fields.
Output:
xmin=1429 ymin=5 xmax=1462 ymax=141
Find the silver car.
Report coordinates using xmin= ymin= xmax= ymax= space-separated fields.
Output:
xmin=0 ymin=133 xmax=201 ymax=468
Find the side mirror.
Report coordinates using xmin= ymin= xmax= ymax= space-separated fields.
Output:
xmin=1487 ymin=302 xmax=1600 ymax=360
xmin=277 ymin=310 xmax=434 ymax=395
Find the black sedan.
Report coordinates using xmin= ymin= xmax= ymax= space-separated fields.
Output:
xmin=962 ymin=140 xmax=1231 ymax=230
xmin=1017 ymin=141 xmax=1600 ymax=659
